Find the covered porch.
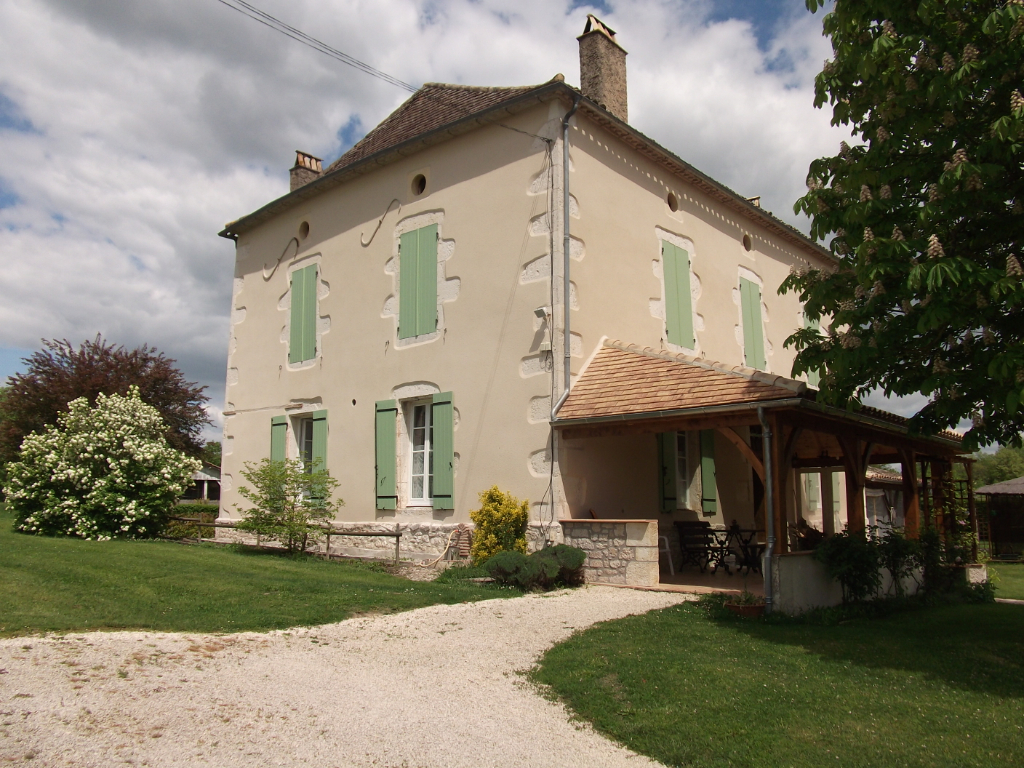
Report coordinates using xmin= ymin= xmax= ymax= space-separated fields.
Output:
xmin=553 ymin=341 xmax=973 ymax=612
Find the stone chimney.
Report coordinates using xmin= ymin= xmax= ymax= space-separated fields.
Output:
xmin=577 ymin=15 xmax=628 ymax=123
xmin=290 ymin=150 xmax=323 ymax=192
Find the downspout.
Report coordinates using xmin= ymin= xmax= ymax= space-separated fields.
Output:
xmin=758 ymin=406 xmax=775 ymax=614
xmin=551 ymin=93 xmax=583 ymax=421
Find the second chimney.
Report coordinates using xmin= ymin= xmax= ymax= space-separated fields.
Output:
xmin=290 ymin=150 xmax=323 ymax=192
xmin=577 ymin=15 xmax=628 ymax=123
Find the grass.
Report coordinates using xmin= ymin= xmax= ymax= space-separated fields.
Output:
xmin=991 ymin=562 xmax=1024 ymax=600
xmin=534 ymin=600 xmax=1024 ymax=768
xmin=0 ymin=508 xmax=509 ymax=637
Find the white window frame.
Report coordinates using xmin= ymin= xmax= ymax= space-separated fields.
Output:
xmin=405 ymin=400 xmax=434 ymax=505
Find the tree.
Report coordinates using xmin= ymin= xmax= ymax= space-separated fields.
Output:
xmin=0 ymin=336 xmax=209 ymax=464
xmin=3 ymin=387 xmax=201 ymax=539
xmin=974 ymin=444 xmax=1024 ymax=485
xmin=201 ymin=440 xmax=222 ymax=468
xmin=233 ymin=459 xmax=341 ymax=553
xmin=784 ymin=0 xmax=1024 ymax=450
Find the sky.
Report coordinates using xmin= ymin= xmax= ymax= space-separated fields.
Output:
xmin=0 ymin=0 xmax=870 ymax=439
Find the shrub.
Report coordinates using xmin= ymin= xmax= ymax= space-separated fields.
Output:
xmin=814 ymin=529 xmax=881 ymax=603
xmin=469 ymin=486 xmax=529 ymax=565
xmin=164 ymin=502 xmax=219 ymax=540
xmin=233 ymin=458 xmax=341 ymax=553
xmin=484 ymin=545 xmax=587 ymax=590
xmin=877 ymin=527 xmax=922 ymax=597
xmin=3 ymin=387 xmax=200 ymax=539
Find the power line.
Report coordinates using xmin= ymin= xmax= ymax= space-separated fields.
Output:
xmin=212 ymin=0 xmax=417 ymax=93
xmin=211 ymin=0 xmax=554 ymax=145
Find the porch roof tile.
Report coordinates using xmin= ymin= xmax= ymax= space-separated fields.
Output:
xmin=556 ymin=341 xmax=807 ymax=421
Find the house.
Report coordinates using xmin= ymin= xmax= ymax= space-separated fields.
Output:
xmin=977 ymin=475 xmax=1024 ymax=559
xmin=218 ymin=16 xmax=971 ymax=611
xmin=181 ymin=463 xmax=221 ymax=504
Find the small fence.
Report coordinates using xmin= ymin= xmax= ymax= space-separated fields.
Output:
xmin=166 ymin=516 xmax=403 ymax=566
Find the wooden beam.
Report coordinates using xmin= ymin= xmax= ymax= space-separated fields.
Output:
xmin=771 ymin=413 xmax=788 ymax=554
xmin=899 ymin=448 xmax=920 ymax=538
xmin=558 ymin=412 xmax=760 ymax=440
xmin=837 ymin=435 xmax=867 ymax=532
xmin=716 ymin=426 xmax=765 ymax=482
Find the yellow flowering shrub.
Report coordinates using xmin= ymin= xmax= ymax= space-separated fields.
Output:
xmin=469 ymin=486 xmax=529 ymax=565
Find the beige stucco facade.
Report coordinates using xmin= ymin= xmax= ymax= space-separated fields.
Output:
xmin=219 ymin=87 xmax=835 ymax=557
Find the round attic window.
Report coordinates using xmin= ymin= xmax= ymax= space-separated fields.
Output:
xmin=667 ymin=192 xmax=679 ymax=212
xmin=742 ymin=234 xmax=752 ymax=252
xmin=298 ymin=221 xmax=310 ymax=240
xmin=412 ymin=174 xmax=427 ymax=196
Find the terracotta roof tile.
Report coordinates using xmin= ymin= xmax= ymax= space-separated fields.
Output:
xmin=327 ymin=82 xmax=545 ymax=173
xmin=556 ymin=341 xmax=806 ymax=421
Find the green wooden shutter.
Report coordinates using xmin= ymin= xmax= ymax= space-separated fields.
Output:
xmin=374 ymin=400 xmax=398 ymax=509
xmin=398 ymin=225 xmax=438 ymax=339
xmin=805 ymin=472 xmax=820 ymax=512
xmin=289 ymin=268 xmax=306 ymax=363
xmin=311 ymin=410 xmax=328 ymax=473
xmin=700 ymin=429 xmax=718 ymax=515
xmin=288 ymin=264 xmax=317 ymax=363
xmin=270 ymin=416 xmax=287 ymax=462
xmin=398 ymin=230 xmax=419 ymax=339
xmin=832 ymin=473 xmax=842 ymax=515
xmin=417 ymin=225 xmax=438 ymax=337
xmin=662 ymin=242 xmax=695 ymax=348
xmin=740 ymin=278 xmax=766 ymax=370
xmin=657 ymin=432 xmax=678 ymax=512
xmin=431 ymin=391 xmax=454 ymax=510
xmin=302 ymin=265 xmax=318 ymax=361
xmin=803 ymin=311 xmax=820 ymax=387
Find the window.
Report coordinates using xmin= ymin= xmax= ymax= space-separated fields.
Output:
xmin=739 ymin=276 xmax=765 ymax=370
xmin=375 ymin=392 xmax=454 ymax=510
xmin=399 ymin=225 xmax=438 ymax=339
xmin=662 ymin=241 xmax=694 ymax=349
xmin=269 ymin=411 xmax=327 ymax=471
xmin=289 ymin=264 xmax=318 ymax=363
xmin=297 ymin=417 xmax=315 ymax=469
xmin=659 ymin=431 xmax=691 ymax=511
xmin=804 ymin=472 xmax=821 ymax=512
xmin=408 ymin=402 xmax=434 ymax=504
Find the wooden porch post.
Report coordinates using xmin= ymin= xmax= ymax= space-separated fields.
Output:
xmin=770 ymin=414 xmax=788 ymax=554
xmin=820 ymin=470 xmax=835 ymax=536
xmin=966 ymin=460 xmax=979 ymax=562
xmin=838 ymin=436 xmax=869 ymax=532
xmin=931 ymin=461 xmax=947 ymax=542
xmin=899 ymin=449 xmax=920 ymax=539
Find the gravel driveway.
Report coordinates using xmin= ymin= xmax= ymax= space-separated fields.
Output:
xmin=0 ymin=586 xmax=689 ymax=767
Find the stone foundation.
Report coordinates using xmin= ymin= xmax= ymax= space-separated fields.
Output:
xmin=559 ymin=519 xmax=659 ymax=586
xmin=215 ymin=519 xmax=562 ymax=561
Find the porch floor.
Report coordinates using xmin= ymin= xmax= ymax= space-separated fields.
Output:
xmin=656 ymin=566 xmax=765 ymax=596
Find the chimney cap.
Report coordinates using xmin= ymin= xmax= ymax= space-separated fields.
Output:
xmin=582 ymin=14 xmax=616 ymax=38
xmin=578 ymin=14 xmax=626 ymax=51
xmin=292 ymin=150 xmax=323 ymax=173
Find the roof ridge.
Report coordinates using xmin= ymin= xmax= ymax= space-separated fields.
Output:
xmin=602 ymin=339 xmax=808 ymax=395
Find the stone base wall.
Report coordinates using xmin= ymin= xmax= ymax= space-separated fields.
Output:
xmin=559 ymin=519 xmax=659 ymax=586
xmin=215 ymin=519 xmax=562 ymax=561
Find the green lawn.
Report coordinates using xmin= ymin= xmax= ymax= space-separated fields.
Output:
xmin=534 ymin=601 xmax=1024 ymax=768
xmin=0 ymin=509 xmax=507 ymax=637
xmin=991 ymin=562 xmax=1024 ymax=600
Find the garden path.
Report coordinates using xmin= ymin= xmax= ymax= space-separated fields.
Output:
xmin=0 ymin=586 xmax=688 ymax=767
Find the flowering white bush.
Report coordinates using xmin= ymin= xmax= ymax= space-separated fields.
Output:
xmin=3 ymin=386 xmax=201 ymax=539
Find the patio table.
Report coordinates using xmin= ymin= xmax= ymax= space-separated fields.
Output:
xmin=733 ymin=527 xmax=765 ymax=575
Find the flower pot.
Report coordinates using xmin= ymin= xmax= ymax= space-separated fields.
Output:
xmin=724 ymin=602 xmax=765 ymax=618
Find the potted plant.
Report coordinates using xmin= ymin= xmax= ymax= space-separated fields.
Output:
xmin=724 ymin=590 xmax=765 ymax=618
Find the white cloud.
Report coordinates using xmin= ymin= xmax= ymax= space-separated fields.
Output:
xmin=0 ymin=0 xmax=852 ymax=417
